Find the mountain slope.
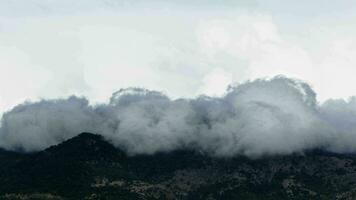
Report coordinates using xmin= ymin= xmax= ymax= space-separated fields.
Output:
xmin=1 ymin=133 xmax=356 ymax=200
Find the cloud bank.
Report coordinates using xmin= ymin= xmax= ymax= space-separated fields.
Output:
xmin=0 ymin=76 xmax=355 ymax=157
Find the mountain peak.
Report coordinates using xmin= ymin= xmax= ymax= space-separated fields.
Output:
xmin=42 ymin=132 xmax=125 ymax=161
xmin=75 ymin=132 xmax=102 ymax=140
xmin=2 ymin=133 xmax=356 ymax=199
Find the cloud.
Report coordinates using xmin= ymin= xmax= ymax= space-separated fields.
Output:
xmin=3 ymin=5 xmax=356 ymax=116
xmin=0 ymin=76 xmax=355 ymax=157
xmin=319 ymin=97 xmax=356 ymax=153
xmin=198 ymin=68 xmax=233 ymax=96
xmin=0 ymin=97 xmax=98 ymax=151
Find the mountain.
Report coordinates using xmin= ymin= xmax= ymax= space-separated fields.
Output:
xmin=1 ymin=133 xmax=356 ymax=200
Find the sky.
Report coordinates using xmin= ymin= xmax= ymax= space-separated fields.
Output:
xmin=1 ymin=0 xmax=356 ymax=114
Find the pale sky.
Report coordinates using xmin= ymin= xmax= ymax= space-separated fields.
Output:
xmin=1 ymin=0 xmax=356 ymax=114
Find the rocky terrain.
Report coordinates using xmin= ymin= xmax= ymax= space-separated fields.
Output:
xmin=1 ymin=132 xmax=356 ymax=200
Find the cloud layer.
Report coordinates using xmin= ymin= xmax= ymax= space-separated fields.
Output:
xmin=0 ymin=76 xmax=355 ymax=157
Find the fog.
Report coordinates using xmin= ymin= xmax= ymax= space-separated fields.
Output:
xmin=0 ymin=76 xmax=355 ymax=157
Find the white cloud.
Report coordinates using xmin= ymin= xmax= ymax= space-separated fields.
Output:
xmin=1 ymin=0 xmax=356 ymax=115
xmin=199 ymin=68 xmax=232 ymax=96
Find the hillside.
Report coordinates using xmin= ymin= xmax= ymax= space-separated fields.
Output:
xmin=1 ymin=133 xmax=356 ymax=200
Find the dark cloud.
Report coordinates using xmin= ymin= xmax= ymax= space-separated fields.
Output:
xmin=0 ymin=76 xmax=355 ymax=157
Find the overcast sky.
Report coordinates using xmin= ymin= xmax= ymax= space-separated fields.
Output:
xmin=1 ymin=0 xmax=356 ymax=114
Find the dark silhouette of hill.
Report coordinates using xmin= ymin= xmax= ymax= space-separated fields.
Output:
xmin=1 ymin=132 xmax=356 ymax=200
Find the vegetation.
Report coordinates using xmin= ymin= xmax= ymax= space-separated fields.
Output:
xmin=0 ymin=133 xmax=356 ymax=200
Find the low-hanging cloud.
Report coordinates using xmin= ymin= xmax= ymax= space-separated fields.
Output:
xmin=0 ymin=76 xmax=355 ymax=158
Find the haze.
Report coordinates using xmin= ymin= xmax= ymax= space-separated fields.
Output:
xmin=1 ymin=0 xmax=356 ymax=114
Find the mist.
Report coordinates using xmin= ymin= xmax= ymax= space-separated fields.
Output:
xmin=0 ymin=76 xmax=355 ymax=158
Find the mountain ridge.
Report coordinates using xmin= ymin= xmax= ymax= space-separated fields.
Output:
xmin=1 ymin=132 xmax=356 ymax=200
